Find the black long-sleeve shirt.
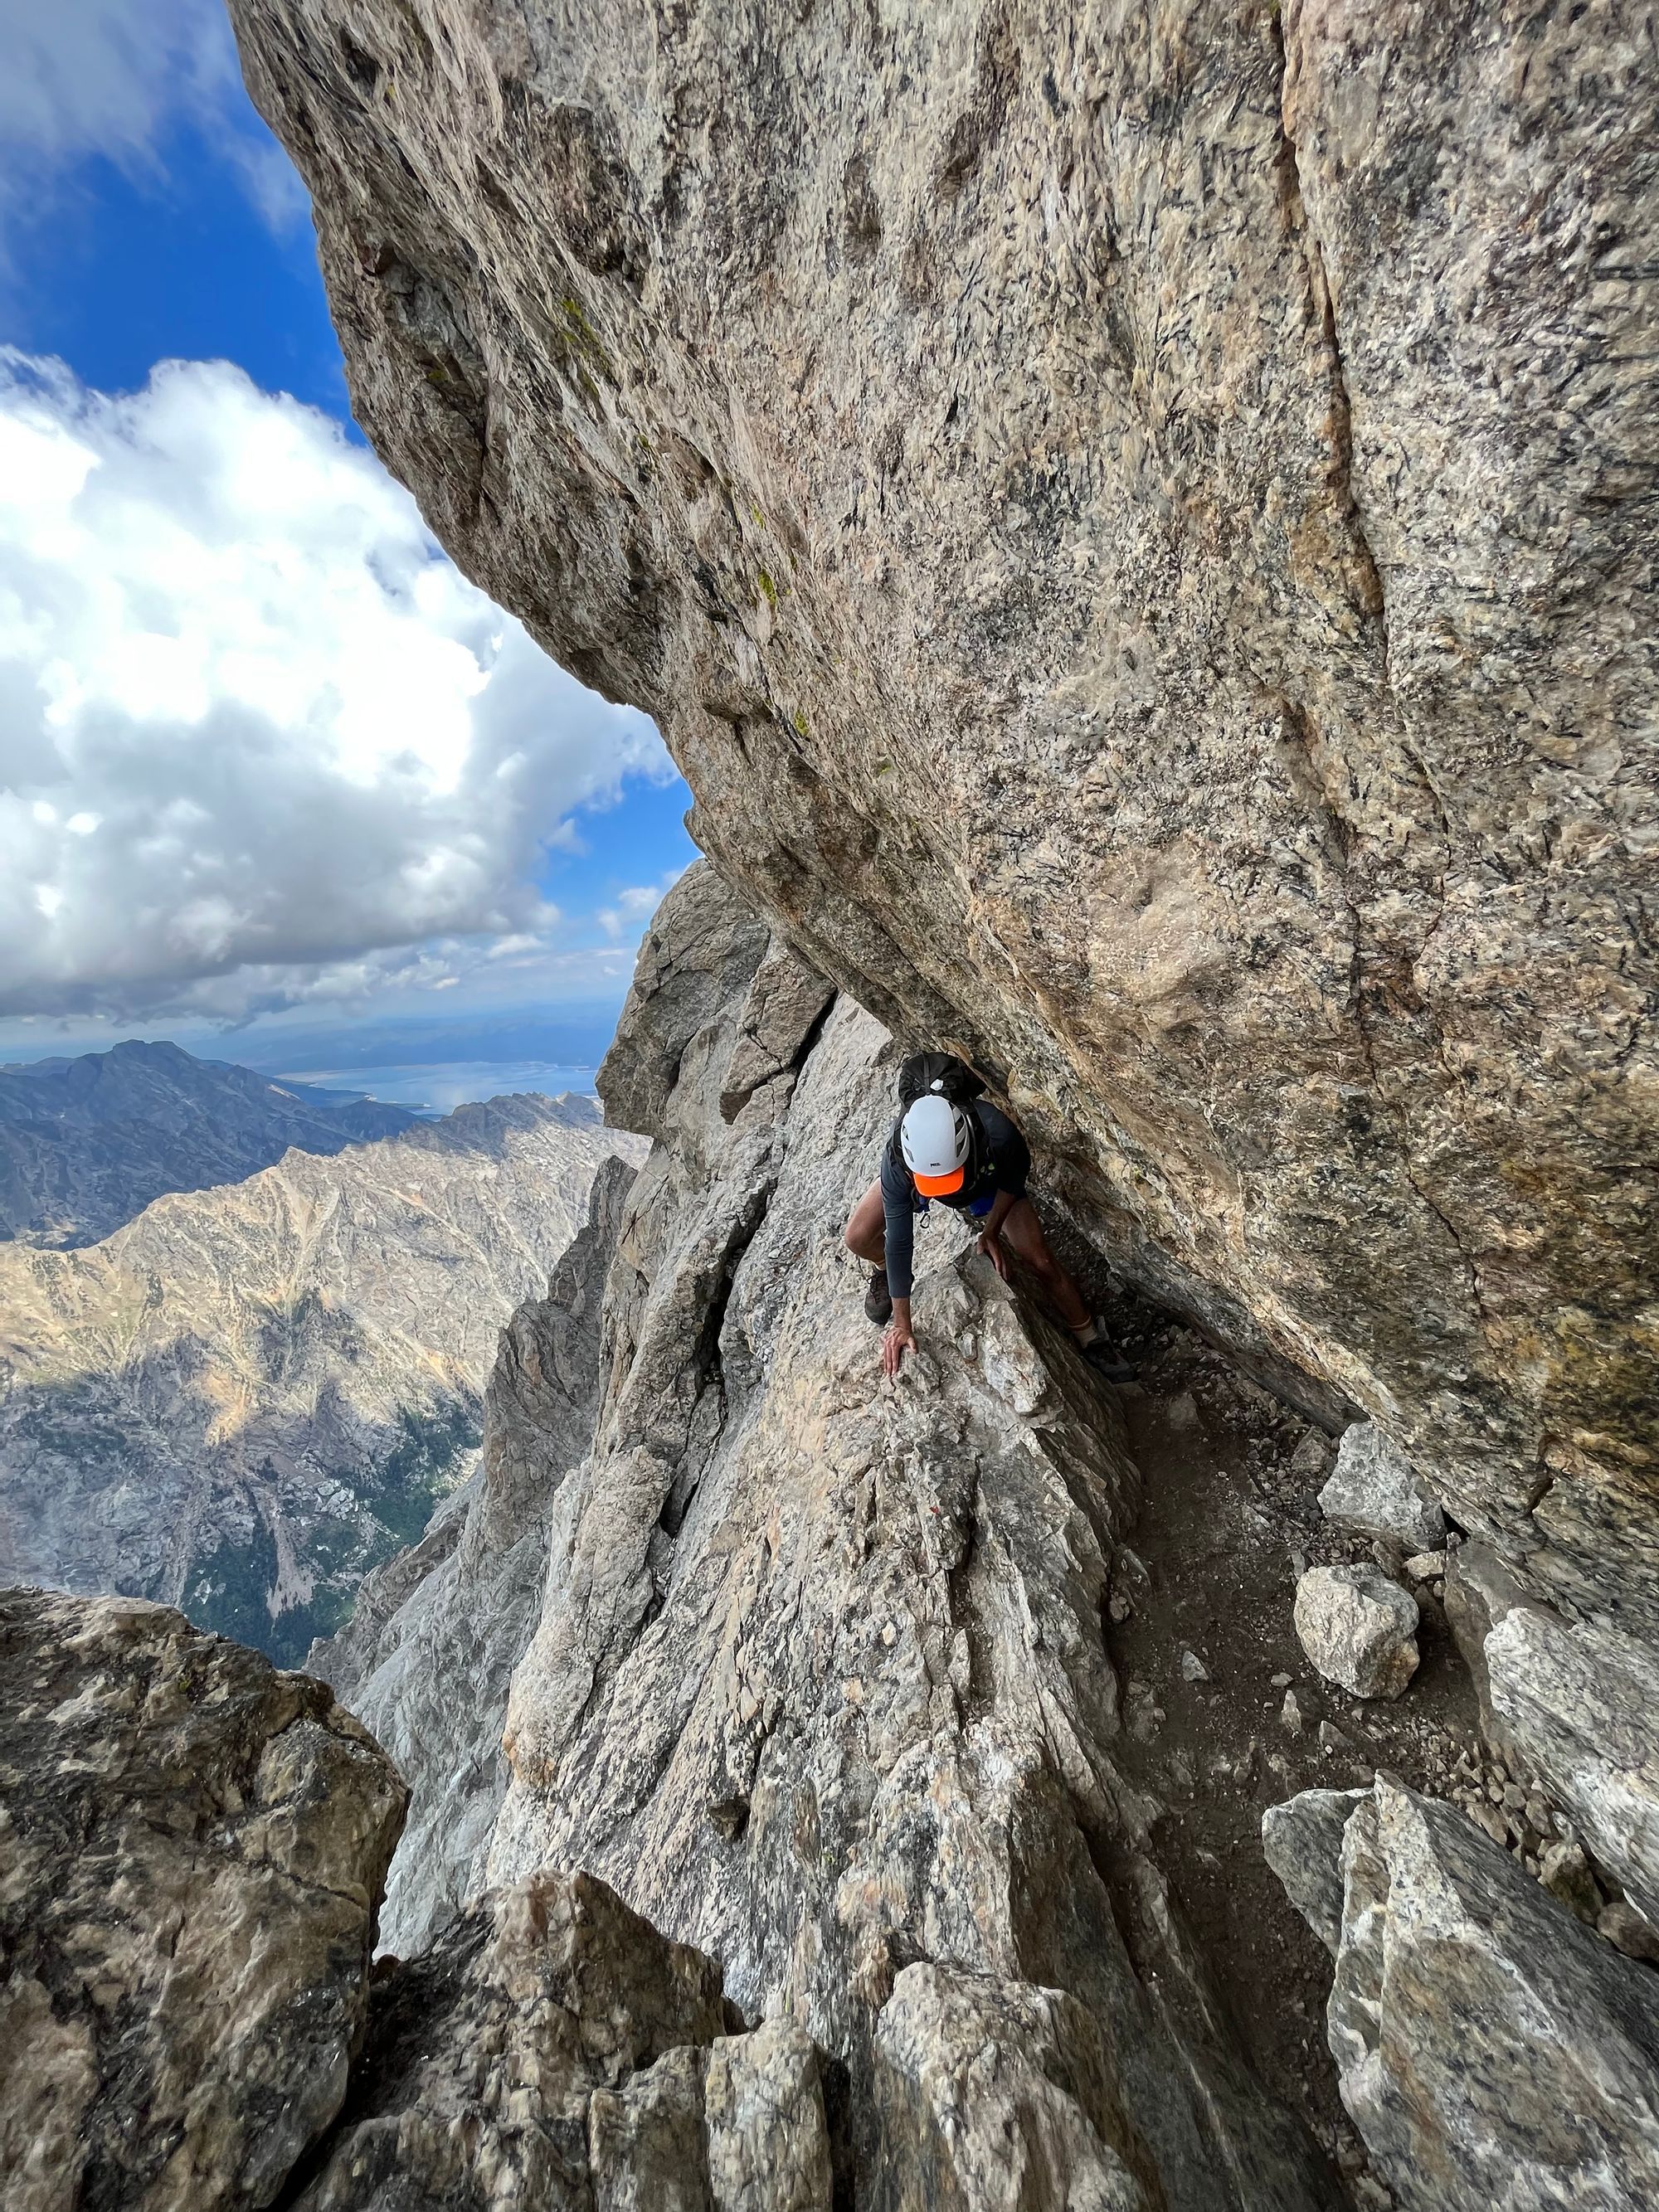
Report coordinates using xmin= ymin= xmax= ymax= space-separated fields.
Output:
xmin=878 ymin=1101 xmax=1031 ymax=1300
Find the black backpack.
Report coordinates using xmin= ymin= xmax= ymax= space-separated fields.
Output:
xmin=897 ymin=1051 xmax=985 ymax=1112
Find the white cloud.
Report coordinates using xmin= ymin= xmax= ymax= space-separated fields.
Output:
xmin=598 ymin=874 xmax=687 ymax=942
xmin=0 ymin=352 xmax=674 ymax=1021
xmin=0 ymin=1 xmax=295 ymax=244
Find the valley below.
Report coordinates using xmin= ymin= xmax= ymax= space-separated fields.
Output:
xmin=0 ymin=1089 xmax=644 ymax=1661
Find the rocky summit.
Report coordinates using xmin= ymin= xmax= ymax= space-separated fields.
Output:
xmin=2 ymin=6 xmax=1656 ymax=2210
xmin=0 ymin=1092 xmax=644 ymax=1662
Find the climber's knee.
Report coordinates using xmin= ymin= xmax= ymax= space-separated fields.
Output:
xmin=845 ymin=1179 xmax=886 ymax=1262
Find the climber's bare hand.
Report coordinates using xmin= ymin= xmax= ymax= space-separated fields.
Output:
xmin=978 ymin=1230 xmax=1010 ymax=1281
xmin=882 ymin=1318 xmax=917 ymax=1378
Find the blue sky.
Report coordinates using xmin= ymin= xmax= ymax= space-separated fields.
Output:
xmin=0 ymin=4 xmax=696 ymax=1066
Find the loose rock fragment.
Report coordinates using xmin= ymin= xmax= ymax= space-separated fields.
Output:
xmin=1294 ymin=1565 xmax=1420 ymax=1699
xmin=1317 ymin=1423 xmax=1445 ymax=1553
xmin=1261 ymin=1789 xmax=1368 ymax=1956
xmin=1539 ymin=1840 xmax=1603 ymax=1925
xmin=1599 ymin=1902 xmax=1659 ymax=1966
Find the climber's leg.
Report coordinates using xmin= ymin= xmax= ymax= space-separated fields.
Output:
xmin=844 ymin=1179 xmax=886 ymax=1266
xmin=995 ymin=1199 xmax=1089 ymax=1330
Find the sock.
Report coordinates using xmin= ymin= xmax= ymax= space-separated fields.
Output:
xmin=1073 ymin=1316 xmax=1102 ymax=1346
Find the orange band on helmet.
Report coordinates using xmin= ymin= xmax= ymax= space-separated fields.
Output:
xmin=913 ymin=1167 xmax=966 ymax=1197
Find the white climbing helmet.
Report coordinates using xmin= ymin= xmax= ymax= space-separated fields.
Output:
xmin=900 ymin=1090 xmax=971 ymax=1196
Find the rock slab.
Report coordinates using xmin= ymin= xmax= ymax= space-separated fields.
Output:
xmin=1268 ymin=1775 xmax=1659 ymax=2212
xmin=0 ymin=1589 xmax=406 ymax=2212
xmin=1486 ymin=1605 xmax=1659 ymax=1927
xmin=487 ymin=865 xmax=1339 ymax=2210
xmin=307 ymin=1152 xmax=637 ymax=1955
xmin=1317 ymin=1422 xmax=1445 ymax=1553
xmin=1293 ymin=1564 xmax=1420 ymax=1699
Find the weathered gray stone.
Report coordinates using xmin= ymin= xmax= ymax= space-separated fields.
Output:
xmin=1486 ymin=1607 xmax=1659 ymax=1927
xmin=226 ymin=0 xmax=1659 ymax=1645
xmin=1441 ymin=1539 xmax=1530 ymax=1749
xmin=0 ymin=1589 xmax=406 ymax=2212
xmin=1318 ymin=1423 xmax=1446 ymax=1553
xmin=1294 ymin=1564 xmax=1420 ymax=1699
xmin=1599 ymin=1902 xmax=1659 ymax=1968
xmin=873 ymin=1966 xmax=1151 ymax=2210
xmin=717 ymin=940 xmax=835 ymax=1125
xmin=1320 ymin=1780 xmax=1659 ymax=2212
xmin=1539 ymin=1839 xmax=1603 ymax=1927
xmin=479 ymin=868 xmax=1338 ymax=2209
xmin=1261 ymin=1790 xmax=1368 ymax=1957
xmin=308 ymin=1155 xmax=637 ymax=1954
xmin=703 ymin=2017 xmax=834 ymax=2212
xmin=293 ymin=1869 xmax=830 ymax=2212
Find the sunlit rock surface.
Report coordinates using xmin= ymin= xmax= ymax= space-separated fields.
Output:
xmin=307 ymin=1152 xmax=637 ymax=1954
xmin=0 ymin=1093 xmax=641 ymax=1661
xmin=229 ymin=0 xmax=1657 ymax=1637
xmin=479 ymin=863 xmax=1338 ymax=2209
xmin=1268 ymin=1775 xmax=1659 ymax=2212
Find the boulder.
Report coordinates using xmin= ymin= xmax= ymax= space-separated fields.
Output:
xmin=1269 ymin=1777 xmax=1659 ymax=2212
xmin=1486 ymin=1607 xmax=1659 ymax=1927
xmin=1440 ymin=1539 xmax=1530 ymax=1749
xmin=291 ymin=1869 xmax=832 ymax=2212
xmin=0 ymin=1589 xmax=406 ymax=2212
xmin=873 ymin=1966 xmax=1151 ymax=2210
xmin=1600 ymin=1903 xmax=1659 ymax=1967
xmin=1294 ymin=1565 xmax=1420 ymax=1699
xmin=1261 ymin=1790 xmax=1369 ymax=1957
xmin=1317 ymin=1423 xmax=1445 ymax=1553
xmin=1335 ymin=1778 xmax=1659 ymax=2212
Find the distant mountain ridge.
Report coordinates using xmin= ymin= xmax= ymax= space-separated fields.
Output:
xmin=0 ymin=1038 xmax=419 ymax=1248
xmin=0 ymin=1091 xmax=646 ymax=1662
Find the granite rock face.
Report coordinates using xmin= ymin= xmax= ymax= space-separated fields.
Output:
xmin=227 ymin=0 xmax=1659 ymax=1639
xmin=292 ymin=1869 xmax=833 ymax=2212
xmin=480 ymin=864 xmax=1336 ymax=2209
xmin=1293 ymin=1563 xmax=1420 ymax=1698
xmin=0 ymin=1588 xmax=406 ymax=2212
xmin=1485 ymin=1605 xmax=1659 ymax=1928
xmin=1269 ymin=1775 xmax=1659 ymax=2212
xmin=307 ymin=1153 xmax=638 ymax=1956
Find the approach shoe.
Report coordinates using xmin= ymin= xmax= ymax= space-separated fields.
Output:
xmin=1080 ymin=1335 xmax=1137 ymax=1385
xmin=864 ymin=1268 xmax=893 ymax=1326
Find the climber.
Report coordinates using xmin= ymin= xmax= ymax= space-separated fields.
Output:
xmin=844 ymin=1054 xmax=1136 ymax=1383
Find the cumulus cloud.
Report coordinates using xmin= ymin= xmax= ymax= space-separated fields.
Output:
xmin=0 ymin=352 xmax=674 ymax=1021
xmin=597 ymin=875 xmax=688 ymax=943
